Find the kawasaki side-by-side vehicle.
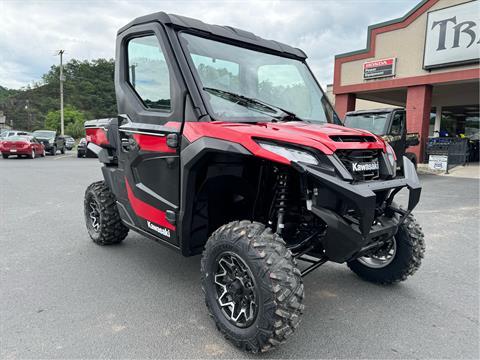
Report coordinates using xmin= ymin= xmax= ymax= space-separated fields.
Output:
xmin=84 ymin=13 xmax=425 ymax=353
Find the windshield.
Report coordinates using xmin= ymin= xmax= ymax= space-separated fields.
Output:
xmin=33 ymin=130 xmax=55 ymax=139
xmin=4 ymin=135 xmax=30 ymax=141
xmin=344 ymin=113 xmax=390 ymax=135
xmin=180 ymin=33 xmax=337 ymax=123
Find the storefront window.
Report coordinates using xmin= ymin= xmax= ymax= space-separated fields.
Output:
xmin=439 ymin=105 xmax=479 ymax=138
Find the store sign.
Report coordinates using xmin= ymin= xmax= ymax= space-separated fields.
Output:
xmin=424 ymin=1 xmax=480 ymax=69
xmin=363 ymin=58 xmax=396 ymax=79
xmin=428 ymin=155 xmax=448 ymax=171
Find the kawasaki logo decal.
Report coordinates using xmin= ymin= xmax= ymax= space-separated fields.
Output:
xmin=352 ymin=161 xmax=379 ymax=172
xmin=147 ymin=221 xmax=171 ymax=238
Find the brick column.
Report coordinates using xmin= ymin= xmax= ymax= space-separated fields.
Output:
xmin=406 ymin=85 xmax=432 ymax=163
xmin=335 ymin=93 xmax=356 ymax=120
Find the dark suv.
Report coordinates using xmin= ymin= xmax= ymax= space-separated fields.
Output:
xmin=32 ymin=130 xmax=66 ymax=155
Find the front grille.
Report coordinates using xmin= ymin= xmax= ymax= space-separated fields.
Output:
xmin=336 ymin=149 xmax=380 ymax=182
xmin=330 ymin=135 xmax=376 ymax=143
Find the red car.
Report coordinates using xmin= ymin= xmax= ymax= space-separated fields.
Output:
xmin=0 ymin=135 xmax=46 ymax=159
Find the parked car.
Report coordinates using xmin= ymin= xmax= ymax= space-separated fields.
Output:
xmin=32 ymin=130 xmax=66 ymax=155
xmin=0 ymin=135 xmax=45 ymax=159
xmin=77 ymin=138 xmax=88 ymax=157
xmin=64 ymin=136 xmax=75 ymax=150
xmin=77 ymin=137 xmax=97 ymax=158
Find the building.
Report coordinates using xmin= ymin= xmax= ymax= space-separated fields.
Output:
xmin=332 ymin=0 xmax=479 ymax=162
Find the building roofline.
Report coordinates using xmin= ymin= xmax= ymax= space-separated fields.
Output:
xmin=335 ymin=0 xmax=430 ymax=59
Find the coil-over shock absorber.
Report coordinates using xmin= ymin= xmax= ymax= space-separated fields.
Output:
xmin=274 ymin=171 xmax=289 ymax=235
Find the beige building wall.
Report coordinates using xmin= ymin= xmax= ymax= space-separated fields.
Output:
xmin=340 ymin=0 xmax=479 ymax=86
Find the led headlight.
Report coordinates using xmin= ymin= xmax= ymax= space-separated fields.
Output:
xmin=257 ymin=141 xmax=318 ymax=165
xmin=385 ymin=143 xmax=397 ymax=177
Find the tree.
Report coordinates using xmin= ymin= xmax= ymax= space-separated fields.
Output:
xmin=45 ymin=106 xmax=85 ymax=137
xmin=0 ymin=58 xmax=116 ymax=131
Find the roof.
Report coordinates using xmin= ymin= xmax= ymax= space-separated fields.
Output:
xmin=345 ymin=108 xmax=403 ymax=115
xmin=118 ymin=12 xmax=307 ymax=60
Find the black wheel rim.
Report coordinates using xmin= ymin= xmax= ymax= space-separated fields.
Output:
xmin=214 ymin=252 xmax=258 ymax=328
xmin=88 ymin=199 xmax=101 ymax=233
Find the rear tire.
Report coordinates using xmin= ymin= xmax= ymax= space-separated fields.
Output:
xmin=61 ymin=147 xmax=65 ymax=154
xmin=347 ymin=209 xmax=425 ymax=284
xmin=201 ymin=221 xmax=304 ymax=353
xmin=84 ymin=181 xmax=129 ymax=245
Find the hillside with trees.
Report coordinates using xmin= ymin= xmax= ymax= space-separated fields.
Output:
xmin=0 ymin=59 xmax=116 ymax=137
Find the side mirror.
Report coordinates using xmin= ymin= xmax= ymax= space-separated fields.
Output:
xmin=406 ymin=133 xmax=419 ymax=147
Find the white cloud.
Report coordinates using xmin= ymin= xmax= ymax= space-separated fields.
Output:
xmin=0 ymin=0 xmax=419 ymax=89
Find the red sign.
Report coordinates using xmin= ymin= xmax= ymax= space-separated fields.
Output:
xmin=363 ymin=58 xmax=396 ymax=79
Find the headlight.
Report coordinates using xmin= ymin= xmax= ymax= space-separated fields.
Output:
xmin=257 ymin=141 xmax=318 ymax=165
xmin=385 ymin=143 xmax=397 ymax=177
xmin=48 ymin=139 xmax=54 ymax=144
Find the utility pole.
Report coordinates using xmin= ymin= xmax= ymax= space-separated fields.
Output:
xmin=58 ymin=50 xmax=65 ymax=135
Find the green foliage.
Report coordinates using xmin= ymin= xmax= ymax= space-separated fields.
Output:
xmin=0 ymin=59 xmax=116 ymax=134
xmin=0 ymin=86 xmax=19 ymax=103
xmin=45 ymin=106 xmax=85 ymax=138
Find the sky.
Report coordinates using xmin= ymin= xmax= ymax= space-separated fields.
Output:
xmin=0 ymin=0 xmax=420 ymax=90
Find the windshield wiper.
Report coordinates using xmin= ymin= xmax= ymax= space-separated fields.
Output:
xmin=203 ymin=87 xmax=303 ymax=122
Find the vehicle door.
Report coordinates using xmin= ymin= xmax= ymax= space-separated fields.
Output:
xmin=114 ymin=24 xmax=185 ymax=246
xmin=56 ymin=135 xmax=64 ymax=149
xmin=389 ymin=110 xmax=406 ymax=159
xmin=31 ymin=137 xmax=40 ymax=154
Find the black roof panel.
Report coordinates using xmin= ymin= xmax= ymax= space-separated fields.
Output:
xmin=118 ymin=12 xmax=307 ymax=59
xmin=346 ymin=108 xmax=403 ymax=115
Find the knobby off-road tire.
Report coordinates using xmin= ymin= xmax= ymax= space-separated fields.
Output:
xmin=347 ymin=209 xmax=425 ymax=284
xmin=84 ymin=181 xmax=129 ymax=245
xmin=201 ymin=221 xmax=304 ymax=353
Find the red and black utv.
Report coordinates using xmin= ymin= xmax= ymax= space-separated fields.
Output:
xmin=84 ymin=13 xmax=425 ymax=353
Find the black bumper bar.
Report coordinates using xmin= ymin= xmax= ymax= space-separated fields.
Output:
xmin=297 ymin=157 xmax=421 ymax=263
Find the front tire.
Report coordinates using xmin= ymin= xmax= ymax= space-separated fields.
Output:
xmin=347 ymin=210 xmax=425 ymax=284
xmin=50 ymin=146 xmax=57 ymax=156
xmin=2 ymin=153 xmax=8 ymax=159
xmin=29 ymin=149 xmax=35 ymax=159
xmin=84 ymin=181 xmax=129 ymax=245
xmin=201 ymin=221 xmax=304 ymax=353
xmin=61 ymin=146 xmax=65 ymax=154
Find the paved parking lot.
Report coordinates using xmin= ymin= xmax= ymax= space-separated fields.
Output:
xmin=1 ymin=153 xmax=479 ymax=359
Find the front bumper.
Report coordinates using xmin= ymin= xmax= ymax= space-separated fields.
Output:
xmin=297 ymin=156 xmax=421 ymax=262
xmin=1 ymin=148 xmax=32 ymax=155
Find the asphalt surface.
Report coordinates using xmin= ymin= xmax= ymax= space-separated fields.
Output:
xmin=1 ymin=153 xmax=479 ymax=359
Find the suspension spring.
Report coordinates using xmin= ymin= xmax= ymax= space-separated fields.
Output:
xmin=275 ymin=172 xmax=289 ymax=234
